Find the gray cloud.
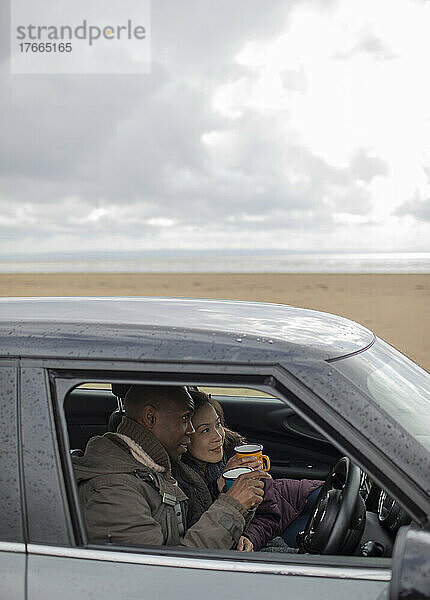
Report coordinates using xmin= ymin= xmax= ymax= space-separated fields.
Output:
xmin=349 ymin=149 xmax=389 ymax=182
xmin=1 ymin=1 xmax=289 ymax=194
xmin=395 ymin=198 xmax=430 ymax=222
xmin=332 ymin=31 xmax=398 ymax=62
xmin=280 ymin=66 xmax=308 ymax=94
xmin=1 ymin=0 xmax=428 ymax=253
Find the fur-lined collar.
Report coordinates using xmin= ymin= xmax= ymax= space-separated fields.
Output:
xmin=115 ymin=433 xmax=165 ymax=473
xmin=116 ymin=416 xmax=172 ymax=475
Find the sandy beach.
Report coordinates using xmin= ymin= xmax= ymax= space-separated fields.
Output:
xmin=1 ymin=272 xmax=428 ymax=372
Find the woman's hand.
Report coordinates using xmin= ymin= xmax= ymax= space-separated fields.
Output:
xmin=217 ymin=454 xmax=262 ymax=491
xmin=225 ymin=454 xmax=261 ymax=471
xmin=217 ymin=474 xmax=226 ymax=492
xmin=237 ymin=536 xmax=254 ymax=552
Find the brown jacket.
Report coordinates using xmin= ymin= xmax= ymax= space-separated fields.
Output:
xmin=73 ymin=417 xmax=247 ymax=549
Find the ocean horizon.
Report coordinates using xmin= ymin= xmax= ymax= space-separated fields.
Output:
xmin=1 ymin=250 xmax=429 ymax=274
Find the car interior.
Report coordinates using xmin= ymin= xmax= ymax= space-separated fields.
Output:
xmin=62 ymin=381 xmax=411 ymax=559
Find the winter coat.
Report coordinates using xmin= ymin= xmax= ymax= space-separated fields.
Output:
xmin=246 ymin=477 xmax=323 ymax=550
xmin=72 ymin=417 xmax=248 ymax=549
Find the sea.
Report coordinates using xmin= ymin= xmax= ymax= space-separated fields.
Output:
xmin=1 ymin=251 xmax=429 ymax=273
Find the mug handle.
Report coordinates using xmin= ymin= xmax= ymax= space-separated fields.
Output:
xmin=261 ymin=455 xmax=270 ymax=471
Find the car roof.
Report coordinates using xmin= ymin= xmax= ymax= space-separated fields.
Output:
xmin=0 ymin=296 xmax=374 ymax=361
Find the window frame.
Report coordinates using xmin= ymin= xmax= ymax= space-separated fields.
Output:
xmin=0 ymin=360 xmax=25 ymax=544
xmin=43 ymin=357 xmax=398 ymax=581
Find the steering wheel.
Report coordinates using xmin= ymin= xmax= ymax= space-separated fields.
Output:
xmin=299 ymin=457 xmax=365 ymax=555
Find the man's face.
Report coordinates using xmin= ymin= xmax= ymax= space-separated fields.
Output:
xmin=152 ymin=392 xmax=195 ymax=461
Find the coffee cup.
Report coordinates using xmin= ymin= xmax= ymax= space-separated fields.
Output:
xmin=223 ymin=467 xmax=252 ymax=490
xmin=234 ymin=443 xmax=271 ymax=472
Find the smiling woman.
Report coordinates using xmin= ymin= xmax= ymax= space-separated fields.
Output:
xmin=182 ymin=389 xmax=323 ymax=552
xmin=188 ymin=402 xmax=225 ymax=464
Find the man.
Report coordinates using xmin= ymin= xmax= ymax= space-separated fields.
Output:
xmin=73 ymin=384 xmax=267 ymax=549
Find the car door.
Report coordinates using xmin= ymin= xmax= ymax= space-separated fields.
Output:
xmin=0 ymin=361 xmax=26 ymax=600
xmin=26 ymin=549 xmax=391 ymax=600
xmin=22 ymin=361 xmax=391 ymax=600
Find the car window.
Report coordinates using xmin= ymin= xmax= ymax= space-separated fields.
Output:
xmin=55 ymin=377 xmax=404 ymax=565
xmin=334 ymin=338 xmax=430 ymax=451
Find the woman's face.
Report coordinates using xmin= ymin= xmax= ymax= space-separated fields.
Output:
xmin=189 ymin=403 xmax=225 ymax=463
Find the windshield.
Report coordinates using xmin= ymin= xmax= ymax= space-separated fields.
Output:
xmin=333 ymin=339 xmax=430 ymax=452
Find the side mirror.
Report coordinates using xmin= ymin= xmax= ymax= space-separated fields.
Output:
xmin=389 ymin=525 xmax=430 ymax=599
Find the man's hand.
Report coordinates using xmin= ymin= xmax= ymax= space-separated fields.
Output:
xmin=225 ymin=470 xmax=270 ymax=510
xmin=237 ymin=536 xmax=254 ymax=552
xmin=217 ymin=455 xmax=261 ymax=491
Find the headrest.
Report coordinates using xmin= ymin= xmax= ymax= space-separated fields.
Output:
xmin=111 ymin=383 xmax=131 ymax=399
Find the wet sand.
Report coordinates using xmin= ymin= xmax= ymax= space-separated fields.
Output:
xmin=1 ymin=272 xmax=428 ymax=371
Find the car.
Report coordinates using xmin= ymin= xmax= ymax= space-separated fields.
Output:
xmin=0 ymin=296 xmax=429 ymax=600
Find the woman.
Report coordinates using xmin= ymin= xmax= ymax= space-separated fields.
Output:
xmin=183 ymin=390 xmax=323 ymax=552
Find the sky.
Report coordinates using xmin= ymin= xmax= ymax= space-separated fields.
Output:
xmin=2 ymin=0 xmax=430 ymax=255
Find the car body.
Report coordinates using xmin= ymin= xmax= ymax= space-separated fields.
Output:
xmin=0 ymin=296 xmax=429 ymax=600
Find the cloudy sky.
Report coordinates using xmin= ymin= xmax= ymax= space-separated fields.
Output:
xmin=2 ymin=0 xmax=430 ymax=255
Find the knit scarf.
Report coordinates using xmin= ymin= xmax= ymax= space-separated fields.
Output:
xmin=172 ymin=460 xmax=213 ymax=528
